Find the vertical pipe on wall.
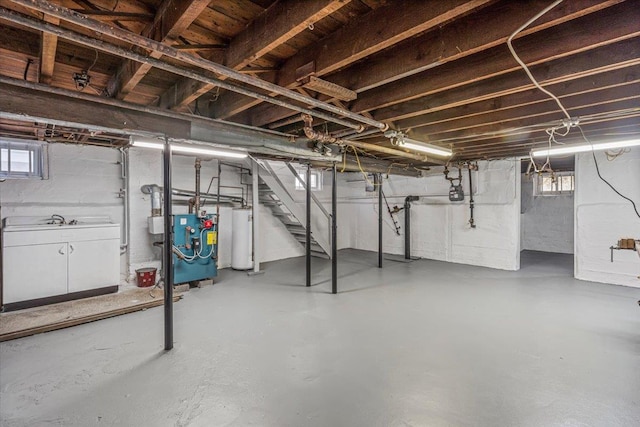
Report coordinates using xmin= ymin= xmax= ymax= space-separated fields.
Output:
xmin=194 ymin=158 xmax=201 ymax=214
xmin=162 ymin=136 xmax=173 ymax=351
xmin=468 ymin=166 xmax=476 ymax=228
xmin=331 ymin=164 xmax=337 ymax=294
xmin=252 ymin=160 xmax=260 ymax=274
xmin=404 ymin=196 xmax=419 ymax=260
xmin=378 ymin=173 xmax=383 ymax=268
xmin=306 ymin=164 xmax=311 ymax=287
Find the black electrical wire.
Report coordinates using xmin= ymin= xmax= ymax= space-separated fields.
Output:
xmin=23 ymin=58 xmax=33 ymax=80
xmin=578 ymin=126 xmax=640 ymax=220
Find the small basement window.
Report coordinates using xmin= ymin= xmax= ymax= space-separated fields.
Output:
xmin=535 ymin=171 xmax=574 ymax=196
xmin=295 ymin=169 xmax=323 ymax=191
xmin=0 ymin=139 xmax=47 ymax=179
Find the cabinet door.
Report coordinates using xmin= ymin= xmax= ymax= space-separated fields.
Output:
xmin=67 ymin=239 xmax=120 ymax=293
xmin=3 ymin=243 xmax=68 ymax=303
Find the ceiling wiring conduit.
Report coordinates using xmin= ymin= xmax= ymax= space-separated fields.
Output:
xmin=0 ymin=7 xmax=369 ymax=132
xmin=9 ymin=0 xmax=388 ymax=132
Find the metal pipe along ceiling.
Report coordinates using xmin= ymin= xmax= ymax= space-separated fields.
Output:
xmin=9 ymin=0 xmax=388 ymax=132
xmin=301 ymin=114 xmax=432 ymax=163
xmin=0 ymin=7 xmax=369 ymax=132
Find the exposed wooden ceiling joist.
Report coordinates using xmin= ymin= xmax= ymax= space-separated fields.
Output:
xmin=157 ymin=0 xmax=354 ymax=111
xmin=211 ymin=0 xmax=496 ymax=120
xmin=0 ymin=0 xmax=638 ymax=166
xmin=105 ymin=0 xmax=212 ymax=100
xmin=247 ymin=0 xmax=625 ymax=128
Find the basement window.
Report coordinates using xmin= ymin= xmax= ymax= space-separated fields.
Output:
xmin=535 ymin=171 xmax=574 ymax=196
xmin=0 ymin=139 xmax=47 ymax=179
xmin=295 ymin=169 xmax=323 ymax=191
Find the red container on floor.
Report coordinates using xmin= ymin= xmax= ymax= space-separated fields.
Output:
xmin=136 ymin=267 xmax=157 ymax=287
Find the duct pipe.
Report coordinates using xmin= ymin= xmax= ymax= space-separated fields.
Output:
xmin=468 ymin=166 xmax=476 ymax=228
xmin=8 ymin=0 xmax=388 ymax=132
xmin=119 ymin=148 xmax=129 ymax=254
xmin=404 ymin=196 xmax=419 ymax=260
xmin=140 ymin=184 xmax=162 ymax=216
xmin=301 ymin=114 xmax=433 ymax=163
xmin=310 ymin=159 xmax=422 ymax=177
xmin=142 ymin=186 xmax=244 ymax=204
xmin=194 ymin=158 xmax=202 ymax=215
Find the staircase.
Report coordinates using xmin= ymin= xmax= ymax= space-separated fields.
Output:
xmin=256 ymin=161 xmax=331 ymax=259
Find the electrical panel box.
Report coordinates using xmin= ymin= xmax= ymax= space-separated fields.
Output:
xmin=449 ymin=184 xmax=465 ymax=202
xmin=172 ymin=213 xmax=218 ymax=284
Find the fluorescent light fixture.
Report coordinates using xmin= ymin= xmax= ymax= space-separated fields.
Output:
xmin=384 ymin=130 xmax=452 ymax=157
xmin=401 ymin=140 xmax=452 ymax=157
xmin=531 ymin=139 xmax=640 ymax=157
xmin=131 ymin=138 xmax=247 ymax=159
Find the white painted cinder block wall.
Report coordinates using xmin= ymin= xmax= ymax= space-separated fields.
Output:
xmin=574 ymin=148 xmax=640 ymax=288
xmin=1 ymin=144 xmax=315 ymax=286
xmin=520 ymin=174 xmax=574 ymax=254
xmin=0 ymin=144 xmax=127 ymax=279
xmin=342 ymin=159 xmax=521 ymax=271
xmin=127 ymin=151 xmax=311 ymax=277
xmin=266 ymin=161 xmax=353 ymax=251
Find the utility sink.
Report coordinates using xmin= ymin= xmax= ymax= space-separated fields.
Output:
xmin=2 ymin=216 xmax=116 ymax=232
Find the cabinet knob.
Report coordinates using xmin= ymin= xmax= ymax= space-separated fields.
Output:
xmin=58 ymin=247 xmax=65 ymax=255
xmin=69 ymin=244 xmax=74 ymax=254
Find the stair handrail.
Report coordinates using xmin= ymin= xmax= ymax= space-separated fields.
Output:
xmin=285 ymin=163 xmax=331 ymax=219
xmin=262 ymin=161 xmax=296 ymax=201
xmin=285 ymin=162 xmax=332 ymax=250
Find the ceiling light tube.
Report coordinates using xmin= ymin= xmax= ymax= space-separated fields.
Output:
xmin=131 ymin=138 xmax=248 ymax=159
xmin=531 ymin=139 xmax=640 ymax=157
xmin=401 ymin=140 xmax=452 ymax=157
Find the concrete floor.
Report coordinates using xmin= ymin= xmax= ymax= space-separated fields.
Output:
xmin=1 ymin=249 xmax=639 ymax=426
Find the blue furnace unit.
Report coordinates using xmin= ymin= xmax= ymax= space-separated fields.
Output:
xmin=172 ymin=213 xmax=218 ymax=284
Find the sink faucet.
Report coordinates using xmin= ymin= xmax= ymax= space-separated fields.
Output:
xmin=48 ymin=214 xmax=66 ymax=225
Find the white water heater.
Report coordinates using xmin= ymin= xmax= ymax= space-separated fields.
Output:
xmin=231 ymin=207 xmax=253 ymax=270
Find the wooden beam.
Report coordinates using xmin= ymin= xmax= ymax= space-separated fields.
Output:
xmin=396 ymin=66 xmax=640 ymax=132
xmin=453 ymin=121 xmax=640 ymax=159
xmin=0 ymin=79 xmax=192 ymax=139
xmin=106 ymin=0 xmax=211 ymax=100
xmin=359 ymin=2 xmax=640 ymax=116
xmin=371 ymin=38 xmax=640 ymax=125
xmin=158 ymin=0 xmax=351 ymax=110
xmin=417 ymin=99 xmax=640 ymax=147
xmin=68 ymin=10 xmax=155 ymax=21
xmin=39 ymin=14 xmax=59 ymax=84
xmin=212 ymin=0 xmax=495 ymax=119
xmin=416 ymin=87 xmax=640 ymax=139
xmin=396 ymin=66 xmax=640 ymax=131
xmin=248 ymin=0 xmax=622 ymax=127
xmin=172 ymin=43 xmax=228 ymax=51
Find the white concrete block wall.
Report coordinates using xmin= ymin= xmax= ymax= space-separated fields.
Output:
xmin=574 ymin=148 xmax=640 ymax=288
xmin=263 ymin=161 xmax=352 ymax=250
xmin=342 ymin=159 xmax=521 ymax=271
xmin=0 ymin=144 xmax=127 ymax=279
xmin=520 ymin=174 xmax=574 ymax=254
xmin=1 ymin=144 xmax=316 ymax=288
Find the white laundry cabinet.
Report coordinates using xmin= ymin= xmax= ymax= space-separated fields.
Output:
xmin=2 ymin=222 xmax=120 ymax=309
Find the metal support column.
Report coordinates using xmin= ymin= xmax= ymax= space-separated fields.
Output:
xmin=162 ymin=137 xmax=173 ymax=351
xmin=331 ymin=164 xmax=337 ymax=294
xmin=378 ymin=173 xmax=383 ymax=268
xmin=306 ymin=164 xmax=311 ymax=287
xmin=251 ymin=160 xmax=261 ymax=274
